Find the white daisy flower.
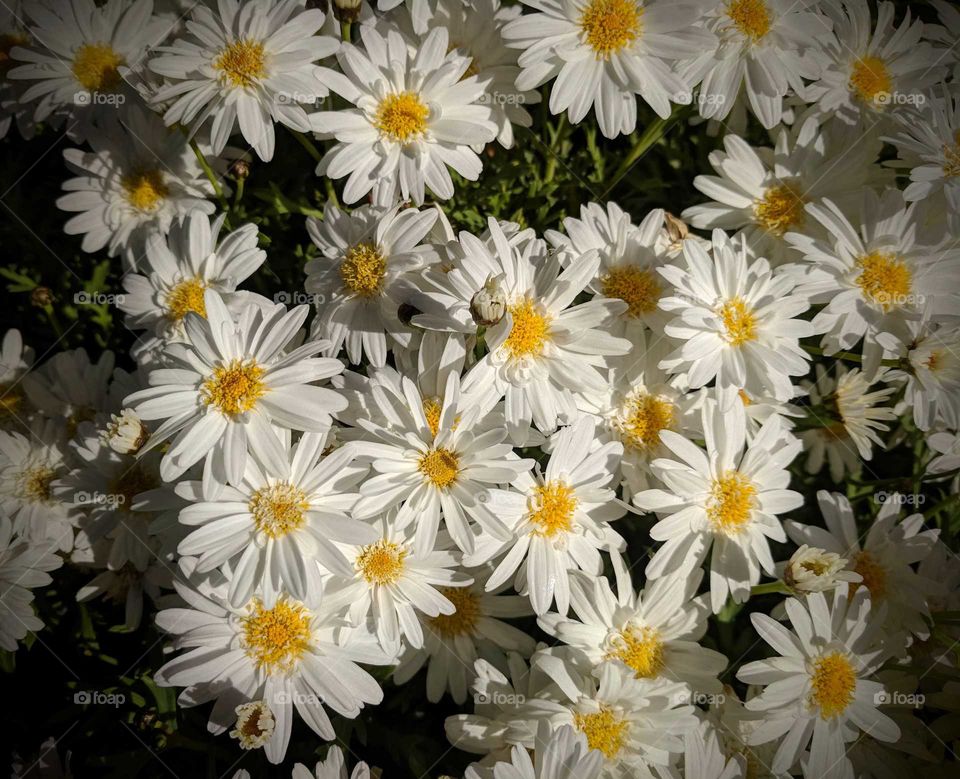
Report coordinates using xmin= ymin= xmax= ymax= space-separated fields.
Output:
xmin=22 ymin=347 xmax=114 ymax=433
xmin=781 ymin=544 xmax=861 ymax=595
xmin=786 ymin=190 xmax=960 ymax=365
xmin=545 ymin=203 xmax=679 ymax=334
xmin=737 ymin=587 xmax=899 ymax=779
xmin=670 ymin=719 xmax=747 ymax=779
xmin=927 ymin=429 xmax=960 ymax=476
xmin=682 ymin=119 xmax=887 ymax=266
xmin=467 ymin=721 xmax=602 ymax=779
xmin=75 ymin=547 xmax=171 ymax=631
xmin=634 ymin=402 xmax=802 ymax=613
xmin=501 ymin=0 xmax=714 ymax=137
xmin=0 ymin=515 xmax=63 ymax=651
xmin=7 ymin=0 xmax=167 ymax=125
xmin=0 ymin=5 xmax=37 ymax=142
xmin=177 ymin=429 xmax=378 ymax=607
xmin=149 ymin=0 xmax=339 ymax=161
xmin=56 ymin=105 xmax=215 ymax=264
xmin=930 ymin=0 xmax=960 ymax=81
xmin=804 ymin=0 xmax=945 ymax=128
xmin=538 ymin=558 xmax=727 ymax=693
xmin=120 ymin=211 xmax=266 ymax=349
xmin=349 ymin=369 xmax=533 ymax=555
xmin=0 ymin=329 xmax=33 ymax=427
xmin=885 ymin=319 xmax=960 ymax=431
xmin=658 ymin=230 xmax=813 ymax=410
xmin=457 ymin=220 xmax=631 ymax=442
xmin=785 ymin=490 xmax=941 ymax=649
xmin=887 ymin=88 xmax=960 ymax=216
xmin=469 ymin=415 xmax=627 ymax=616
xmin=516 ymin=658 xmax=698 ymax=778
xmin=393 ymin=566 xmax=536 ymax=704
xmin=0 ymin=419 xmax=76 ymax=553
xmin=304 ymin=203 xmax=438 ymax=368
xmin=395 ymin=0 xmax=539 ymax=149
xmin=310 ymin=24 xmax=498 ymax=206
xmin=126 ymin=291 xmax=347 ymax=485
xmin=155 ymin=573 xmax=391 ymax=764
xmin=323 ymin=513 xmax=471 ymax=652
xmin=799 ymin=363 xmax=897 ymax=478
xmin=293 ymin=745 xmax=370 ymax=779
xmin=683 ymin=0 xmax=826 ymax=129
xmin=100 ymin=408 xmax=150 ymax=455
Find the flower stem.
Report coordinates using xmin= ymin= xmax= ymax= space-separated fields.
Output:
xmin=750 ymin=581 xmax=790 ymax=596
xmin=189 ymin=139 xmax=227 ymax=210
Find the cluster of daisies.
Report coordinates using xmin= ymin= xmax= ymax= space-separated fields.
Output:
xmin=1 ymin=0 xmax=960 ymax=777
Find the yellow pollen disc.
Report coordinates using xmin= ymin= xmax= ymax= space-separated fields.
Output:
xmin=944 ymin=131 xmax=960 ymax=178
xmin=718 ymin=297 xmax=758 ymax=346
xmin=110 ymin=463 xmax=159 ymax=511
xmin=849 ymin=550 xmax=887 ymax=600
xmin=606 ymin=625 xmax=665 ymax=678
xmin=809 ymin=651 xmax=857 ymax=719
xmin=726 ymin=0 xmax=772 ymax=42
xmin=850 ymin=56 xmax=892 ymax=103
xmin=924 ymin=350 xmax=945 ymax=373
xmin=618 ymin=392 xmax=675 ymax=451
xmin=0 ymin=33 xmax=29 ymax=79
xmin=72 ymin=42 xmax=124 ymax=92
xmin=340 ymin=242 xmax=387 ymax=298
xmin=573 ymin=707 xmax=629 ymax=759
xmin=579 ymin=0 xmax=643 ymax=60
xmin=166 ymin=277 xmax=207 ymax=321
xmin=374 ymin=91 xmax=429 ymax=143
xmin=356 ymin=539 xmax=407 ymax=585
xmin=754 ymin=184 xmax=807 ymax=236
xmin=528 ymin=480 xmax=577 ymax=538
xmin=121 ymin=169 xmax=168 ymax=212
xmin=214 ymin=39 xmax=267 ymax=88
xmin=241 ymin=598 xmax=311 ymax=673
xmin=418 ymin=447 xmax=460 ymax=489
xmin=707 ymin=471 xmax=756 ymax=534
xmin=249 ymin=482 xmax=309 ymax=539
xmin=601 ymin=265 xmax=662 ymax=318
xmin=428 ymin=586 xmax=481 ymax=637
xmin=20 ymin=465 xmax=55 ymax=503
xmin=201 ymin=359 xmax=267 ymax=417
xmin=801 ymin=558 xmax=829 ymax=576
xmin=504 ymin=298 xmax=551 ymax=359
xmin=0 ymin=383 xmax=23 ymax=418
xmin=854 ymin=251 xmax=912 ymax=312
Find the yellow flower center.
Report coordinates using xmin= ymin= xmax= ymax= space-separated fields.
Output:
xmin=374 ymin=91 xmax=429 ymax=143
xmin=574 ymin=707 xmax=629 ymax=759
xmin=0 ymin=383 xmax=23 ymax=418
xmin=340 ymin=242 xmax=387 ymax=298
xmin=601 ymin=265 xmax=662 ymax=318
xmin=809 ymin=651 xmax=857 ymax=720
xmin=249 ymin=482 xmax=309 ymax=539
xmin=528 ymin=480 xmax=577 ymax=538
xmin=944 ymin=130 xmax=960 ymax=178
xmin=428 ymin=586 xmax=481 ymax=638
xmin=122 ymin=169 xmax=168 ymax=212
xmin=166 ymin=277 xmax=207 ymax=321
xmin=72 ymin=42 xmax=124 ymax=92
xmin=924 ymin=350 xmax=945 ymax=373
xmin=606 ymin=625 xmax=665 ymax=678
xmin=504 ymin=298 xmax=550 ymax=359
xmin=854 ymin=251 xmax=912 ymax=312
xmin=356 ymin=539 xmax=407 ymax=585
xmin=618 ymin=392 xmax=675 ymax=451
xmin=718 ymin=297 xmax=757 ymax=346
xmin=19 ymin=465 xmax=55 ymax=503
xmin=423 ymin=397 xmax=443 ymax=438
xmin=754 ymin=184 xmax=807 ymax=236
xmin=850 ymin=56 xmax=892 ymax=103
xmin=707 ymin=471 xmax=756 ymax=534
xmin=0 ymin=33 xmax=29 ymax=79
xmin=214 ymin=39 xmax=267 ymax=88
xmin=241 ymin=598 xmax=311 ymax=673
xmin=580 ymin=0 xmax=643 ymax=59
xmin=201 ymin=359 xmax=267 ymax=417
xmin=727 ymin=0 xmax=772 ymax=42
xmin=850 ymin=550 xmax=887 ymax=600
xmin=418 ymin=447 xmax=460 ymax=489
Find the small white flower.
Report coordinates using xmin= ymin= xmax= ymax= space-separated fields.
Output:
xmin=100 ymin=409 xmax=149 ymax=455
xmin=229 ymin=700 xmax=275 ymax=750
xmin=782 ymin=545 xmax=860 ymax=594
xmin=467 ymin=721 xmax=602 ymax=779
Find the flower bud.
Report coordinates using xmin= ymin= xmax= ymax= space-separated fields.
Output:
xmin=784 ymin=545 xmax=857 ymax=593
xmin=100 ymin=409 xmax=149 ymax=454
xmin=470 ymin=276 xmax=506 ymax=327
xmin=229 ymin=701 xmax=275 ymax=750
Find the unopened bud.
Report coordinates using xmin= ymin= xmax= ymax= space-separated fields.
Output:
xmin=331 ymin=0 xmax=362 ymax=22
xmin=663 ymin=212 xmax=689 ymax=244
xmin=784 ymin=545 xmax=857 ymax=593
xmin=230 ymin=159 xmax=250 ymax=180
xmin=31 ymin=287 xmax=53 ymax=307
xmin=229 ymin=701 xmax=275 ymax=751
xmin=100 ymin=409 xmax=149 ymax=454
xmin=470 ymin=276 xmax=506 ymax=327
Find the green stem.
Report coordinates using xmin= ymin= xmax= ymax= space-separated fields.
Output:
xmin=42 ymin=304 xmax=63 ymax=339
xmin=543 ymin=114 xmax=566 ymax=184
xmin=289 ymin=128 xmax=323 ymax=164
xmin=341 ymin=20 xmax=351 ymax=42
xmin=801 ymin=344 xmax=902 ymax=368
xmin=609 ymin=110 xmax=677 ymax=184
xmin=189 ymin=139 xmax=228 ymax=211
xmin=750 ymin=581 xmax=790 ymax=596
